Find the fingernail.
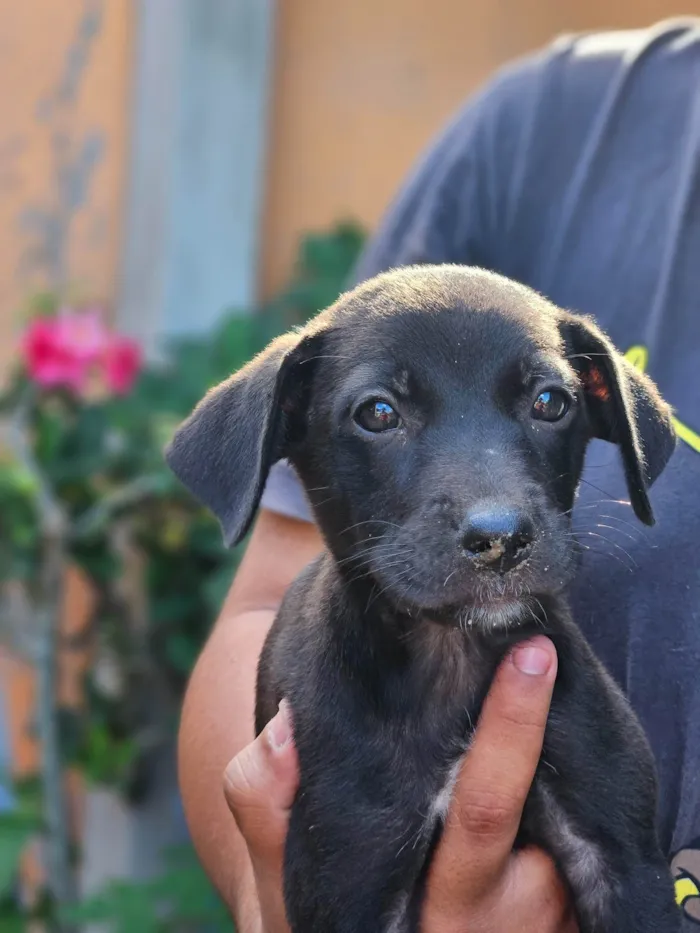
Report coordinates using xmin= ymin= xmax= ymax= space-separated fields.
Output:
xmin=267 ymin=699 xmax=292 ymax=752
xmin=513 ymin=640 xmax=553 ymax=676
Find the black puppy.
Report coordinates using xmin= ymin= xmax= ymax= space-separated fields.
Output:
xmin=167 ymin=265 xmax=680 ymax=933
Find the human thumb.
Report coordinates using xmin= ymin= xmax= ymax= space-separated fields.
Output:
xmin=223 ymin=700 xmax=299 ymax=872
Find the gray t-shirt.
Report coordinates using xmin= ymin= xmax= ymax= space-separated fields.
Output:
xmin=261 ymin=20 xmax=700 ymax=921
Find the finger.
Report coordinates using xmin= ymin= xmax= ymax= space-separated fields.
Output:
xmin=429 ymin=637 xmax=557 ymax=904
xmin=223 ymin=700 xmax=299 ymax=870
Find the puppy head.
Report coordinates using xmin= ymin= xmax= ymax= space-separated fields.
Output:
xmin=166 ymin=265 xmax=675 ymax=627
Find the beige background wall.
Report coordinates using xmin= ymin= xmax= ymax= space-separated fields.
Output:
xmin=0 ymin=0 xmax=132 ymax=774
xmin=260 ymin=2 xmax=700 ymax=296
xmin=0 ymin=1 xmax=131 ymax=376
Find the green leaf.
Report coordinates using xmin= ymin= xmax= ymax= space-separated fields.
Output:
xmin=12 ymin=774 xmax=43 ymax=817
xmin=0 ymin=776 xmax=43 ymax=898
xmin=0 ymin=462 xmax=38 ymax=498
xmin=22 ymin=291 xmax=60 ymax=320
xmin=77 ymin=723 xmax=139 ymax=788
xmin=150 ymin=593 xmax=199 ymax=627
xmin=0 ymin=909 xmax=27 ymax=933
xmin=34 ymin=406 xmax=67 ymax=468
xmin=212 ymin=312 xmax=258 ymax=375
xmin=0 ymin=816 xmax=34 ymax=898
xmin=164 ymin=633 xmax=199 ymax=675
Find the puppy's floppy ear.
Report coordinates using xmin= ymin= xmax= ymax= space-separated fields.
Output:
xmin=165 ymin=329 xmax=321 ymax=546
xmin=559 ymin=313 xmax=676 ymax=526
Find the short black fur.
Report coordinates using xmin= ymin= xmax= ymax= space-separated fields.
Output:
xmin=167 ymin=265 xmax=680 ymax=933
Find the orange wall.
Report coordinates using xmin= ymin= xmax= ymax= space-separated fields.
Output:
xmin=0 ymin=1 xmax=132 ymax=375
xmin=260 ymin=1 xmax=700 ymax=296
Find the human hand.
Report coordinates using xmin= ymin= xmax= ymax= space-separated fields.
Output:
xmin=420 ymin=635 xmax=578 ymax=931
xmin=223 ymin=636 xmax=577 ymax=933
xmin=223 ymin=700 xmax=297 ymax=933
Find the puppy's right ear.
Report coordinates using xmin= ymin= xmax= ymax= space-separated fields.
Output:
xmin=558 ymin=313 xmax=675 ymax=526
xmin=165 ymin=329 xmax=321 ymax=547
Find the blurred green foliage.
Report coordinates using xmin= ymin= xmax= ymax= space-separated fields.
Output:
xmin=0 ymin=776 xmax=45 ymax=929
xmin=0 ymin=221 xmax=365 ymax=930
xmin=61 ymin=845 xmax=234 ymax=933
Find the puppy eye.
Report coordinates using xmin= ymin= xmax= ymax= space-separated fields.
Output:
xmin=532 ymin=389 xmax=570 ymax=422
xmin=354 ymin=399 xmax=400 ymax=433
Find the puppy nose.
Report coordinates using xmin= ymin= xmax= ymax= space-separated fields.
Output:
xmin=460 ymin=506 xmax=534 ymax=572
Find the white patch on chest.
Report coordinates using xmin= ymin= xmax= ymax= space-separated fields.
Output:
xmin=384 ymin=758 xmax=464 ymax=933
xmin=538 ymin=784 xmax=614 ymax=927
xmin=427 ymin=759 xmax=462 ymax=824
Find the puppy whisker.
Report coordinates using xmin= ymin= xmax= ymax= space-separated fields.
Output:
xmin=578 ymin=477 xmax=621 ymax=503
xmin=564 ymin=500 xmax=610 ymax=519
xmin=366 ymin=568 xmax=414 ymax=611
xmin=346 ymin=558 xmax=409 ymax=589
xmin=570 ymin=499 xmax=632 ymax=513
xmin=532 ymin=596 xmax=549 ymax=626
xmin=443 ymin=569 xmax=458 ymax=588
xmin=594 ymin=521 xmax=647 ymax=547
xmin=565 ymin=536 xmax=636 ymax=573
xmin=571 ymin=531 xmax=638 ymax=569
xmin=313 ymin=495 xmax=340 ymax=508
xmin=337 ymin=519 xmax=403 ymax=536
xmin=595 ymin=512 xmax=652 ymax=542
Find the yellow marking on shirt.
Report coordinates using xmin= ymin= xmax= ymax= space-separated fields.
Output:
xmin=675 ymin=873 xmax=699 ymax=907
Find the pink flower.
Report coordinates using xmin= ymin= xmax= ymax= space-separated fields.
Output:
xmin=22 ymin=316 xmax=86 ymax=391
xmin=54 ymin=307 xmax=110 ymax=363
xmin=103 ymin=337 xmax=142 ymax=395
xmin=20 ymin=307 xmax=142 ymax=397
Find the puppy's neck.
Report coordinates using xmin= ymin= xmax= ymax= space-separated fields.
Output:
xmin=327 ymin=558 xmax=562 ymax=714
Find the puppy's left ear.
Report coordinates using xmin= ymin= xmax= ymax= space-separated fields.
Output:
xmin=559 ymin=313 xmax=676 ymax=526
xmin=165 ymin=329 xmax=322 ymax=546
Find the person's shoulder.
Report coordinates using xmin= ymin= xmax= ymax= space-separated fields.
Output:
xmin=550 ymin=16 xmax=700 ymax=69
xmin=472 ymin=17 xmax=700 ymax=131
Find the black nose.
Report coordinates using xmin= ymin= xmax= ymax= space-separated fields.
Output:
xmin=460 ymin=506 xmax=534 ymax=572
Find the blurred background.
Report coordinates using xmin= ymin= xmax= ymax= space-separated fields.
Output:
xmin=0 ymin=2 xmax=695 ymax=930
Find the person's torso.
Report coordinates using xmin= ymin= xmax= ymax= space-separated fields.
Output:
xmin=489 ymin=21 xmax=700 ymax=914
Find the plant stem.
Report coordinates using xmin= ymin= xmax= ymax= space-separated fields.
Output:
xmin=37 ymin=524 xmax=77 ymax=920
xmin=0 ymin=582 xmax=38 ymax=663
xmin=71 ymin=473 xmax=166 ymax=540
xmin=5 ymin=391 xmax=77 ymax=925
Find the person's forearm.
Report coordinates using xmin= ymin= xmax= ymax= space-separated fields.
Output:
xmin=177 ymin=510 xmax=323 ymax=922
xmin=178 ymin=606 xmax=275 ymax=917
